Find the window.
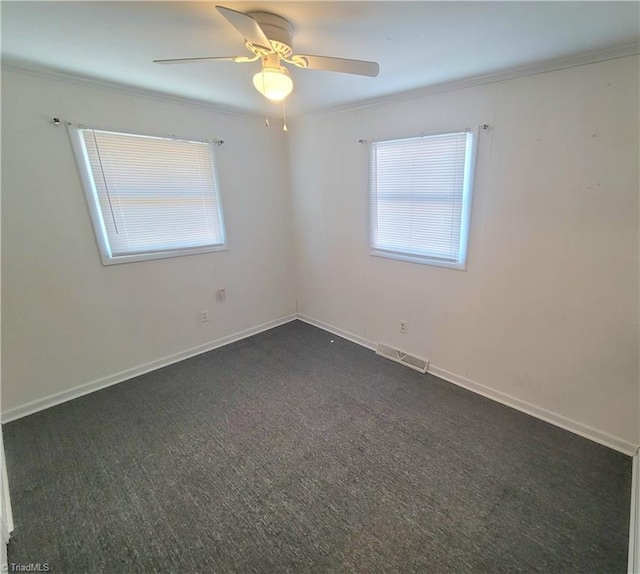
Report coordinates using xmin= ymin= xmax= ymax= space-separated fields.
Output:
xmin=69 ymin=127 xmax=226 ymax=265
xmin=369 ymin=130 xmax=476 ymax=270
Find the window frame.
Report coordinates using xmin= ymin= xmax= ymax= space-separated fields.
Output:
xmin=368 ymin=128 xmax=477 ymax=271
xmin=68 ymin=125 xmax=227 ymax=266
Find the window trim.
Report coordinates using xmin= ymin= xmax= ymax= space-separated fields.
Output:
xmin=368 ymin=128 xmax=477 ymax=271
xmin=68 ymin=126 xmax=227 ymax=266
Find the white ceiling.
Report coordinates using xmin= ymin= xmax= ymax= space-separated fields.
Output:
xmin=2 ymin=1 xmax=639 ymax=116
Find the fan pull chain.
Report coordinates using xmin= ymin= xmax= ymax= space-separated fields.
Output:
xmin=282 ymin=100 xmax=288 ymax=132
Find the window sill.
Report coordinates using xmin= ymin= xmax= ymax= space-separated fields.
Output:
xmin=370 ymin=249 xmax=466 ymax=270
xmin=100 ymin=244 xmax=228 ymax=266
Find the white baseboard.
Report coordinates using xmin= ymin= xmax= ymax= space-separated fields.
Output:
xmin=428 ymin=365 xmax=638 ymax=456
xmin=1 ymin=314 xmax=297 ymax=423
xmin=297 ymin=314 xmax=639 ymax=456
xmin=297 ymin=315 xmax=377 ymax=351
xmin=630 ymin=451 xmax=640 ymax=574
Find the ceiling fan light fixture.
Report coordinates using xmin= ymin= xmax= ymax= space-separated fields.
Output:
xmin=252 ymin=66 xmax=293 ymax=102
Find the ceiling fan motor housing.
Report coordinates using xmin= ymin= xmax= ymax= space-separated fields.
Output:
xmin=248 ymin=12 xmax=294 ymax=58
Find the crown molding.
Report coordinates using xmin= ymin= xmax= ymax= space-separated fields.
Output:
xmin=3 ymin=41 xmax=638 ymax=121
xmin=0 ymin=59 xmax=265 ymax=121
xmin=298 ymin=42 xmax=640 ymax=119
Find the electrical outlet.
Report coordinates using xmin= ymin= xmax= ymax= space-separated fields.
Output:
xmin=400 ymin=321 xmax=407 ymax=334
xmin=201 ymin=309 xmax=209 ymax=322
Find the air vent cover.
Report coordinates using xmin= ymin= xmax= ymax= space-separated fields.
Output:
xmin=376 ymin=343 xmax=429 ymax=374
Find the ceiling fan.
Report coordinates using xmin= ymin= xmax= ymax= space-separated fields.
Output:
xmin=154 ymin=5 xmax=380 ymax=104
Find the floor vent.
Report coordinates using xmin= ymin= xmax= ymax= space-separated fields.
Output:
xmin=375 ymin=343 xmax=429 ymax=374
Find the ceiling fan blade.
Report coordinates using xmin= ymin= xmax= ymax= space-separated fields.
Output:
xmin=154 ymin=56 xmax=257 ymax=64
xmin=291 ymin=55 xmax=379 ymax=77
xmin=216 ymin=6 xmax=271 ymax=51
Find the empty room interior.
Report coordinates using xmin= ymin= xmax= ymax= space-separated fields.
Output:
xmin=1 ymin=1 xmax=639 ymax=572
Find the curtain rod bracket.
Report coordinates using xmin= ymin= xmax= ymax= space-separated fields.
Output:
xmin=52 ymin=117 xmax=61 ymax=126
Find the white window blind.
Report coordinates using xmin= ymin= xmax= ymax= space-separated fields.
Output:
xmin=70 ymin=128 xmax=226 ymax=265
xmin=370 ymin=131 xmax=475 ymax=269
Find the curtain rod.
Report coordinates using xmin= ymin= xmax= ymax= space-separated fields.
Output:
xmin=51 ymin=118 xmax=224 ymax=146
xmin=358 ymin=124 xmax=490 ymax=144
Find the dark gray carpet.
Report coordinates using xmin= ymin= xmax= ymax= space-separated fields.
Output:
xmin=4 ymin=320 xmax=632 ymax=573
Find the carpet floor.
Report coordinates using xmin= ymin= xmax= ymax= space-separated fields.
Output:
xmin=4 ymin=320 xmax=632 ymax=573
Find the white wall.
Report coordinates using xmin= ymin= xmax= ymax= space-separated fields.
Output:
xmin=2 ymin=57 xmax=639 ymax=451
xmin=1 ymin=70 xmax=296 ymax=416
xmin=290 ymin=56 xmax=640 ymax=448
